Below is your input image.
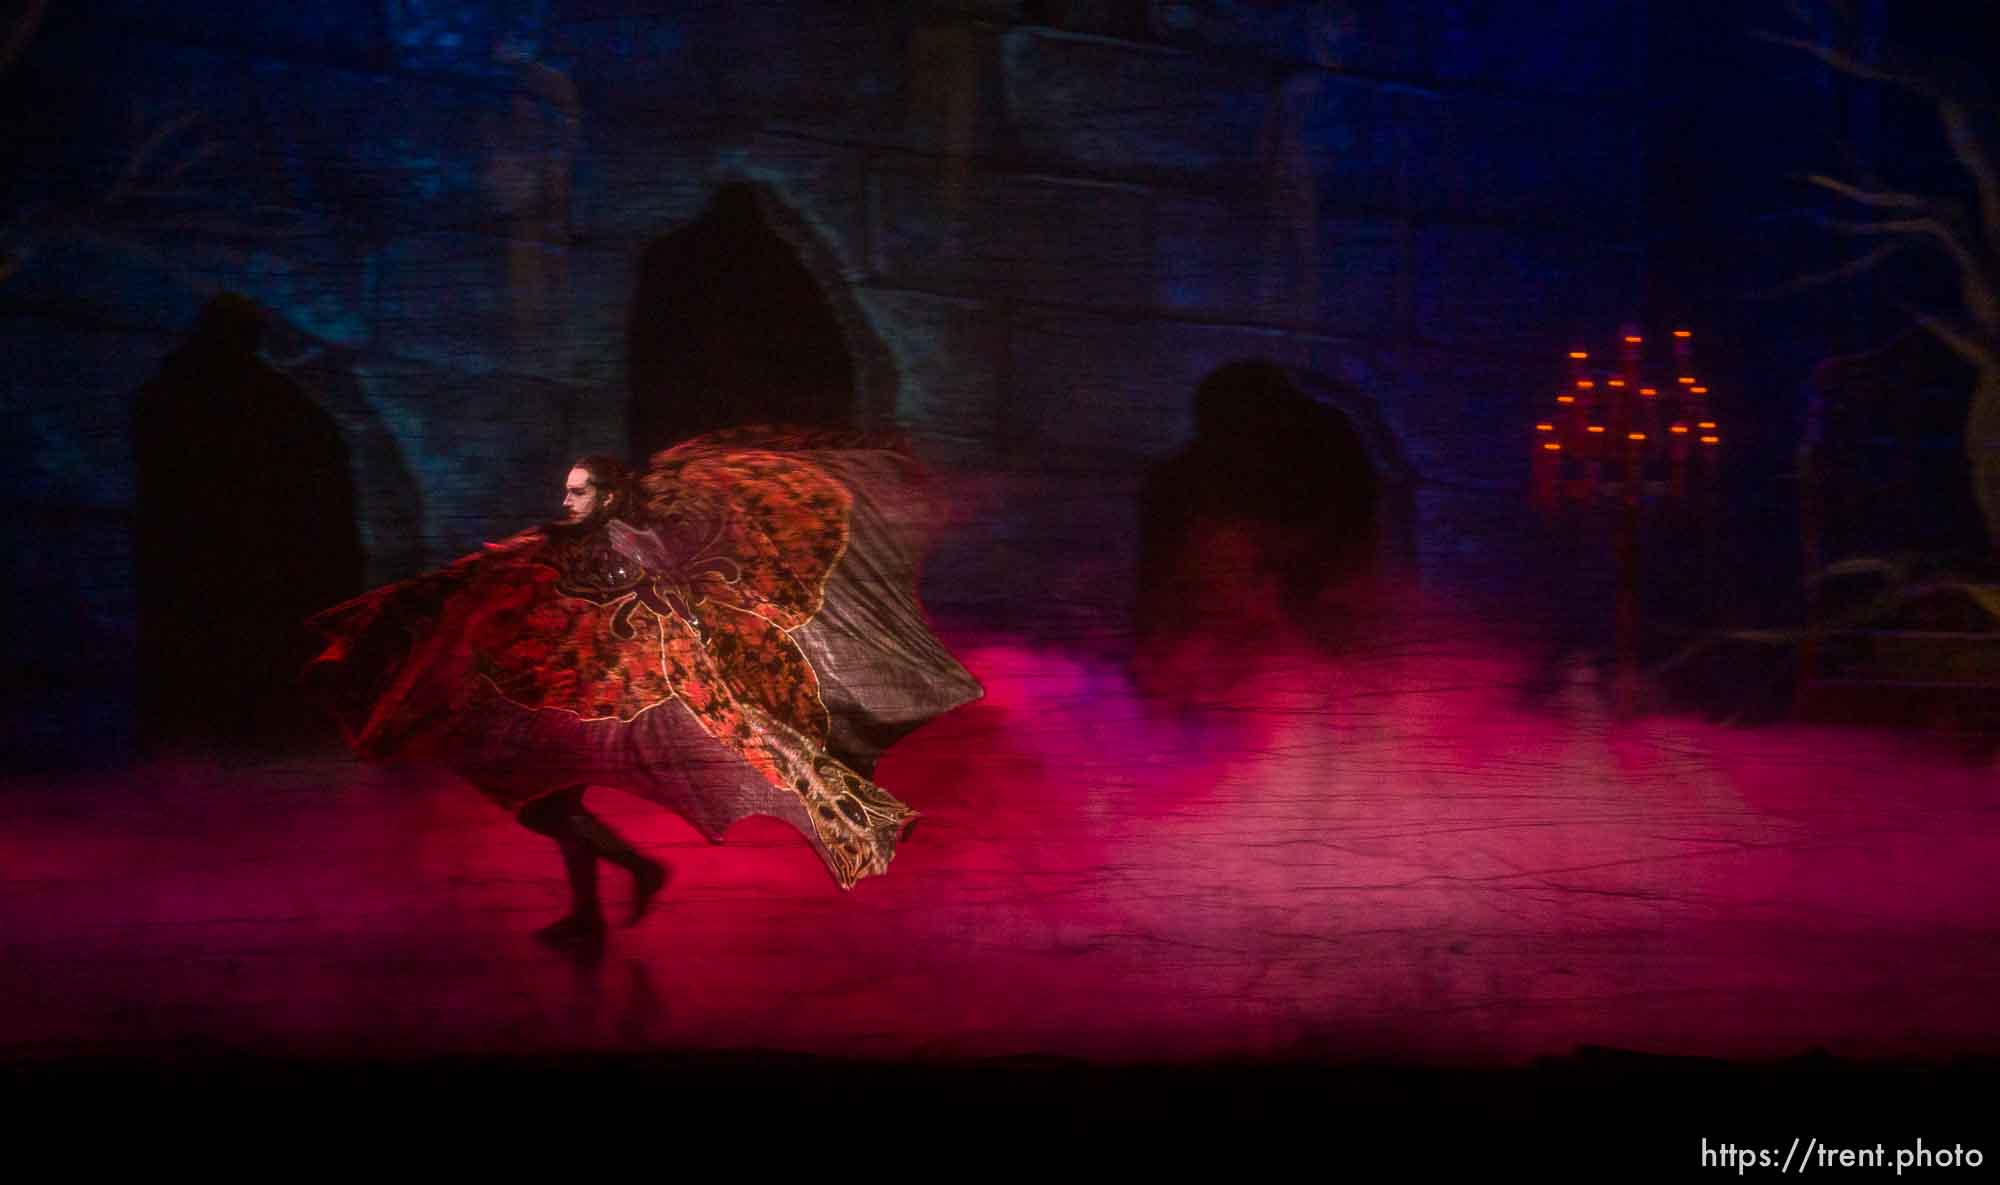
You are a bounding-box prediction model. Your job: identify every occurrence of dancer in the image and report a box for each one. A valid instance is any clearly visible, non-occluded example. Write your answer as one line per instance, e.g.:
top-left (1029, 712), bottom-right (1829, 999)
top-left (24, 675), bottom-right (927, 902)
top-left (304, 430), bottom-right (982, 950)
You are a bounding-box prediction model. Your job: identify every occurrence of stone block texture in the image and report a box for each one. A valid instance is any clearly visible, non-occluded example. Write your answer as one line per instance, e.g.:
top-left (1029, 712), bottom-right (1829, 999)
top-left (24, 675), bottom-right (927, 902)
top-left (6, 2), bottom-right (1651, 749)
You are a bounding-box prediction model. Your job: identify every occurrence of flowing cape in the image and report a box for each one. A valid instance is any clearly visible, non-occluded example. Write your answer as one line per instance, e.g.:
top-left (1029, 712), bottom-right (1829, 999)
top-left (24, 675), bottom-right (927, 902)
top-left (303, 429), bottom-right (982, 889)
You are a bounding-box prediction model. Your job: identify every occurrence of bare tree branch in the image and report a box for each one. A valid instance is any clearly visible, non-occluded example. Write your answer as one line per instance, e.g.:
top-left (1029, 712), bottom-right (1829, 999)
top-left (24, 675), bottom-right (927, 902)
top-left (1748, 238), bottom-right (1907, 299)
top-left (1770, 26), bottom-right (2000, 310)
top-left (1823, 214), bottom-right (1998, 316)
top-left (1775, 4), bottom-right (2000, 551)
top-left (103, 111), bottom-right (207, 210)
top-left (1805, 173), bottom-right (1933, 211)
top-left (153, 141), bottom-right (222, 188)
top-left (1911, 307), bottom-right (1997, 370)
top-left (4, 102), bottom-right (319, 293)
top-left (1937, 97), bottom-right (2000, 262)
top-left (1755, 32), bottom-right (1943, 99)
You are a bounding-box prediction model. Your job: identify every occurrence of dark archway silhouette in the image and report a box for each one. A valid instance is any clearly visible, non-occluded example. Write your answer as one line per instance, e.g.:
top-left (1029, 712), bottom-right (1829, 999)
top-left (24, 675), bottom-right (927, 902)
top-left (1136, 360), bottom-right (1393, 656)
top-left (132, 293), bottom-right (366, 751)
top-left (627, 182), bottom-right (861, 462)
top-left (259, 321), bottom-right (429, 589)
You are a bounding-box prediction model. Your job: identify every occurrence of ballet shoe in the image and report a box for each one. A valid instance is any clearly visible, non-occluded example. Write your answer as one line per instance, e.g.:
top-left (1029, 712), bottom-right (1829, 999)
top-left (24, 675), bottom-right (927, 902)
top-left (628, 859), bottom-right (669, 927)
top-left (534, 911), bottom-right (607, 951)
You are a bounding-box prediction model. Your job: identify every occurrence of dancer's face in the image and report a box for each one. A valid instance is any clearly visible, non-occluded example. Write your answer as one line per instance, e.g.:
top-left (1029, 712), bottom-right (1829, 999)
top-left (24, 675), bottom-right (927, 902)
top-left (562, 467), bottom-right (608, 524)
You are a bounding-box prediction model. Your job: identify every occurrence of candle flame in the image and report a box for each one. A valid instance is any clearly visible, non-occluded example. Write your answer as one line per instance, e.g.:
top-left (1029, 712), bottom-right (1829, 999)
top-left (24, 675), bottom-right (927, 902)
top-left (1691, 386), bottom-right (1708, 394)
top-left (1568, 351), bottom-right (1589, 359)
top-left (1700, 435), bottom-right (1720, 445)
top-left (1639, 387), bottom-right (1658, 396)
top-left (1608, 379), bottom-right (1626, 387)
top-left (1671, 425), bottom-right (1690, 434)
top-left (1678, 376), bottom-right (1696, 385)
top-left (1698, 421), bottom-right (1716, 429)
top-left (1557, 395), bottom-right (1576, 404)
top-left (1543, 442), bottom-right (1563, 451)
top-left (1623, 335), bottom-right (1643, 344)
top-left (1628, 432), bottom-right (1646, 441)
top-left (1577, 379), bottom-right (1595, 388)
top-left (1535, 423), bottom-right (1554, 431)
top-left (1673, 329), bottom-right (1692, 338)
top-left (1587, 425), bottom-right (1606, 433)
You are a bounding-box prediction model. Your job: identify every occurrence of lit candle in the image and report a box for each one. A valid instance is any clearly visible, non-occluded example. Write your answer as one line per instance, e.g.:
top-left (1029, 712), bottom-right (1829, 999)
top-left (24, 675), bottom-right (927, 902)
top-left (1534, 439), bottom-right (1561, 507)
top-left (1625, 430), bottom-right (1646, 504)
top-left (1669, 426), bottom-right (1688, 498)
top-left (1616, 329), bottom-right (1644, 450)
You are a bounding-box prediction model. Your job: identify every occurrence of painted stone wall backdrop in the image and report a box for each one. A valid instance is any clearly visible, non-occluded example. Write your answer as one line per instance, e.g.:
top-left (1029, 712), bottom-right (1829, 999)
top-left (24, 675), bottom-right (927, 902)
top-left (4, 1), bottom-right (1651, 759)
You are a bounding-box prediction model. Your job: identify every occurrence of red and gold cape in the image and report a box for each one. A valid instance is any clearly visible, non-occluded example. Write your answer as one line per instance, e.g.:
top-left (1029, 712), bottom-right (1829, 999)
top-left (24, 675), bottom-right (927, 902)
top-left (305, 429), bottom-right (981, 889)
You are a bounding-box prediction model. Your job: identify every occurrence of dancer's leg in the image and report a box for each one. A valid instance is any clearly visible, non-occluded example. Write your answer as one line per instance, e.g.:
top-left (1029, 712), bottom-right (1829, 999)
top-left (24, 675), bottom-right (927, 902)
top-left (566, 804), bottom-right (668, 926)
top-left (518, 785), bottom-right (607, 944)
top-left (520, 785), bottom-right (667, 928)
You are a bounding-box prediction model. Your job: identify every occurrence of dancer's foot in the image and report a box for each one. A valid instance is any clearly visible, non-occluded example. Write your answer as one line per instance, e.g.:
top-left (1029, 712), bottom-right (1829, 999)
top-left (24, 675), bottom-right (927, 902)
top-left (628, 859), bottom-right (669, 927)
top-left (534, 911), bottom-right (607, 951)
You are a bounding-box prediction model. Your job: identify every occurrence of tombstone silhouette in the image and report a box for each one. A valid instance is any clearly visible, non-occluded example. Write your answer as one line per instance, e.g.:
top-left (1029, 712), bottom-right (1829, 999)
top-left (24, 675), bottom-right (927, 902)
top-left (1137, 360), bottom-right (1382, 649)
top-left (132, 294), bottom-right (365, 750)
top-left (627, 183), bottom-right (857, 462)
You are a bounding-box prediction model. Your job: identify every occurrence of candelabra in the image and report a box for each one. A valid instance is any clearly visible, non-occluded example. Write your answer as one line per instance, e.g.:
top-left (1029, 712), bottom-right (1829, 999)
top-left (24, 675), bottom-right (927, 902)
top-left (1531, 326), bottom-right (1726, 711)
top-left (1533, 327), bottom-right (1722, 506)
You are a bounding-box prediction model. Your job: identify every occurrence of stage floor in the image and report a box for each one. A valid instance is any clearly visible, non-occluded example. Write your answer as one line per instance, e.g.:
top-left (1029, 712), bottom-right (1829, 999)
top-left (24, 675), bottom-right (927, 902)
top-left (4, 630), bottom-right (1997, 1077)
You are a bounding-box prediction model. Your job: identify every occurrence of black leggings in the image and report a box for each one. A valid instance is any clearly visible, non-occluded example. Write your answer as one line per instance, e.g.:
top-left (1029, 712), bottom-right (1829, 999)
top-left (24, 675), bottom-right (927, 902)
top-left (517, 785), bottom-right (644, 864)
top-left (517, 783), bottom-right (590, 839)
